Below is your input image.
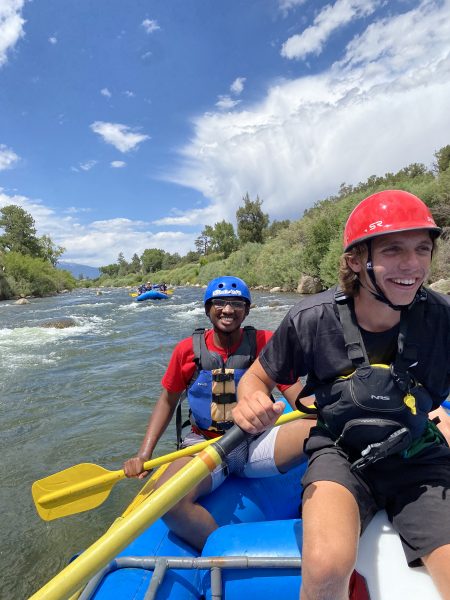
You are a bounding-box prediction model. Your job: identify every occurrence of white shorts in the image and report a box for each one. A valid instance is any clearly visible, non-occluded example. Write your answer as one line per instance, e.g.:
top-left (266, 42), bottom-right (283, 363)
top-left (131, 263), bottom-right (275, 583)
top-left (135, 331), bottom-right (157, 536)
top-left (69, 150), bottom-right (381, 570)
top-left (181, 426), bottom-right (281, 491)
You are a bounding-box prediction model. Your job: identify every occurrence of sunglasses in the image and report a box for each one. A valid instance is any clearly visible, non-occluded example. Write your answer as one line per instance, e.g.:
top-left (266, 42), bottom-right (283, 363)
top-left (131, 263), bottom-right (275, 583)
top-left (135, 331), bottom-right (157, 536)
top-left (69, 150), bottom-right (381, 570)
top-left (211, 299), bottom-right (247, 310)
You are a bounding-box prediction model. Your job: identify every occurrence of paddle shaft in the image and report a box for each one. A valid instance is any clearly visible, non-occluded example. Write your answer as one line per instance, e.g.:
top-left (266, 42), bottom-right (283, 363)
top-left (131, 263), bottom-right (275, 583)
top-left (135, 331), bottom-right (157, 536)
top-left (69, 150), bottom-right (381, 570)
top-left (37, 410), bottom-right (304, 510)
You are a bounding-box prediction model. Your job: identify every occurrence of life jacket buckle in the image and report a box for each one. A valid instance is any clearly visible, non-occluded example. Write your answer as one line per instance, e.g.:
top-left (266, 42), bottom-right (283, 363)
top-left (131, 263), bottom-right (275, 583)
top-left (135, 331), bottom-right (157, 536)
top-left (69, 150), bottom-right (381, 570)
top-left (213, 372), bottom-right (234, 383)
top-left (350, 426), bottom-right (412, 472)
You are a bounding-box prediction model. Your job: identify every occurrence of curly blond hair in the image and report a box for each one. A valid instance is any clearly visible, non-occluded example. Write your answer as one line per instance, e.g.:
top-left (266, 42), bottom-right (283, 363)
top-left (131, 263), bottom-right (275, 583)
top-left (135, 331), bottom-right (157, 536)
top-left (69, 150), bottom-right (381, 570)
top-left (338, 243), bottom-right (366, 297)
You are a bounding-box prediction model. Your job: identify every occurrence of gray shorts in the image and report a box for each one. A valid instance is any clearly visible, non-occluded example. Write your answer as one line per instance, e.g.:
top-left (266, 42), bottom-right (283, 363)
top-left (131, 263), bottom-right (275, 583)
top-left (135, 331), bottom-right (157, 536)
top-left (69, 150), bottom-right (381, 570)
top-left (301, 428), bottom-right (450, 566)
top-left (182, 427), bottom-right (280, 491)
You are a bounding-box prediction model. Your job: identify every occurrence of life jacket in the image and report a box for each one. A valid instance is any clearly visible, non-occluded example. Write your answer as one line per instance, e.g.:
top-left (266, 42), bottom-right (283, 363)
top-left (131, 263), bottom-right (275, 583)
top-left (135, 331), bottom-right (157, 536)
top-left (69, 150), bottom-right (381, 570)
top-left (296, 290), bottom-right (433, 471)
top-left (186, 326), bottom-right (257, 437)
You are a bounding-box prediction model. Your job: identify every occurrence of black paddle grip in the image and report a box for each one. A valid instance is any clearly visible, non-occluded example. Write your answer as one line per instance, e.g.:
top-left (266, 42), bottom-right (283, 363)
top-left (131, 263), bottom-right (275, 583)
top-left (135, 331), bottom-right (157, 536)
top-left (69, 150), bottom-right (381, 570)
top-left (213, 425), bottom-right (250, 460)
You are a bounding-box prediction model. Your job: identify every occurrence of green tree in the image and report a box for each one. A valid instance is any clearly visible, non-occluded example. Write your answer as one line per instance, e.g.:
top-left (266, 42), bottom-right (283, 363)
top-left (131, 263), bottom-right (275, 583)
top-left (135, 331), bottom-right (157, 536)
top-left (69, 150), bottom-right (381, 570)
top-left (117, 252), bottom-right (129, 276)
top-left (207, 220), bottom-right (238, 257)
top-left (129, 253), bottom-right (142, 274)
top-left (434, 145), bottom-right (450, 174)
top-left (181, 250), bottom-right (201, 264)
top-left (236, 193), bottom-right (269, 244)
top-left (39, 234), bottom-right (65, 266)
top-left (266, 219), bottom-right (291, 239)
top-left (161, 251), bottom-right (181, 270)
top-left (141, 248), bottom-right (165, 273)
top-left (194, 230), bottom-right (212, 255)
top-left (99, 263), bottom-right (120, 277)
top-left (0, 205), bottom-right (43, 257)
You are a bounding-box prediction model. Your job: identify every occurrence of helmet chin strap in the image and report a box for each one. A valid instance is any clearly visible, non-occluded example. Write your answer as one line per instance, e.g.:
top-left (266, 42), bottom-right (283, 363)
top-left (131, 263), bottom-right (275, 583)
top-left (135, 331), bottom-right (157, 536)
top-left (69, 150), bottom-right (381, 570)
top-left (363, 241), bottom-right (425, 311)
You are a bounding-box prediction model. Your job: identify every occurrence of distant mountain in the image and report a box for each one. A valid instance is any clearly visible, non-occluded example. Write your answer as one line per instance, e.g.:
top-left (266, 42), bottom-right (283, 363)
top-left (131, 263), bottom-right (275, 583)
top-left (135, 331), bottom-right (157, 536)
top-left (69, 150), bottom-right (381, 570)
top-left (57, 262), bottom-right (100, 279)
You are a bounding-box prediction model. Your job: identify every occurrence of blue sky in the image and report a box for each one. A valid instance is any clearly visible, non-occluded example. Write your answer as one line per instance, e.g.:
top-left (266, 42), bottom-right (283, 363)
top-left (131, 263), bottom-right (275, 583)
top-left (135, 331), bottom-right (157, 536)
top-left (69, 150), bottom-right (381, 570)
top-left (1, 0), bottom-right (450, 267)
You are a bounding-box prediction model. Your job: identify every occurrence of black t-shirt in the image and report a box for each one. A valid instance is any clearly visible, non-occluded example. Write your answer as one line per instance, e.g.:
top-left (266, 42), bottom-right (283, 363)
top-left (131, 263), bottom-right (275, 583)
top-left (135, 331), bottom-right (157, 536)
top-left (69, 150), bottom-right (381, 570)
top-left (260, 286), bottom-right (450, 409)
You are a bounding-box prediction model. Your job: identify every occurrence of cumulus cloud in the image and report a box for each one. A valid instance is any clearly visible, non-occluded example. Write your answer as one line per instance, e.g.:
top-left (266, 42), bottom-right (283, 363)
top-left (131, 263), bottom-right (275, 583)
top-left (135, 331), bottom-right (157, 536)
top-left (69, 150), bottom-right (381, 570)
top-left (48, 36), bottom-right (57, 44)
top-left (142, 18), bottom-right (160, 34)
top-left (230, 77), bottom-right (246, 95)
top-left (0, 190), bottom-right (197, 266)
top-left (100, 87), bottom-right (112, 98)
top-left (215, 96), bottom-right (240, 111)
top-left (281, 0), bottom-right (380, 60)
top-left (0, 0), bottom-right (25, 67)
top-left (111, 160), bottom-right (126, 168)
top-left (90, 121), bottom-right (150, 153)
top-left (0, 144), bottom-right (19, 170)
top-left (164, 0), bottom-right (450, 226)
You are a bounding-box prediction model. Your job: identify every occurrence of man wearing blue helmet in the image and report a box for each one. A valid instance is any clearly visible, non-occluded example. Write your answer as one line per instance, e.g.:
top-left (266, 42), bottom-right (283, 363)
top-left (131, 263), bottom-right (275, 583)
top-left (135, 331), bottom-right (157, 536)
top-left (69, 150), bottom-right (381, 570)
top-left (124, 275), bottom-right (314, 550)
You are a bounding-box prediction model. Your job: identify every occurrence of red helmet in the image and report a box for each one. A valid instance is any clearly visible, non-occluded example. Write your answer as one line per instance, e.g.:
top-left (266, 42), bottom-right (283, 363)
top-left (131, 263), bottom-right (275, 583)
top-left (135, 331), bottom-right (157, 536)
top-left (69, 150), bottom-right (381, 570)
top-left (343, 190), bottom-right (441, 251)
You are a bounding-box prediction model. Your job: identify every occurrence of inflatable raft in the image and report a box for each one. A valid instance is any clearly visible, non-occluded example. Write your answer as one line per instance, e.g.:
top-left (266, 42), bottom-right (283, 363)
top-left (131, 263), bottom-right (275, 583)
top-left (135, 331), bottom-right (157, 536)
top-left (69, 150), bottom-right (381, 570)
top-left (31, 405), bottom-right (449, 599)
top-left (135, 290), bottom-right (169, 301)
top-left (68, 462), bottom-right (442, 600)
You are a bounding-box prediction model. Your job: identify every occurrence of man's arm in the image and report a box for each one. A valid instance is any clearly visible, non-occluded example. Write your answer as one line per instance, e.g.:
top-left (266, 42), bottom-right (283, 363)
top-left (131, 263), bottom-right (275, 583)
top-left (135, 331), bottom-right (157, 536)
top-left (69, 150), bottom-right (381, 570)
top-left (123, 388), bottom-right (183, 478)
top-left (430, 406), bottom-right (450, 445)
top-left (233, 357), bottom-right (285, 434)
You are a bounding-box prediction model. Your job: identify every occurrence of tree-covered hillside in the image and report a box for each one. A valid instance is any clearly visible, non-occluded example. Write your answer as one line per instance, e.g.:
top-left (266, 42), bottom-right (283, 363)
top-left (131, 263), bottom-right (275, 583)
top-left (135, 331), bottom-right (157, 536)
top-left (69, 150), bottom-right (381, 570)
top-left (94, 145), bottom-right (450, 292)
top-left (0, 205), bottom-right (76, 300)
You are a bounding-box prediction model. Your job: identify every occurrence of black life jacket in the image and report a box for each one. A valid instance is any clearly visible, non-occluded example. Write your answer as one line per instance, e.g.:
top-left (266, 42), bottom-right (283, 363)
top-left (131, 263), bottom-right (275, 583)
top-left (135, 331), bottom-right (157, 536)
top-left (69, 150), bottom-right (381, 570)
top-left (296, 290), bottom-right (433, 470)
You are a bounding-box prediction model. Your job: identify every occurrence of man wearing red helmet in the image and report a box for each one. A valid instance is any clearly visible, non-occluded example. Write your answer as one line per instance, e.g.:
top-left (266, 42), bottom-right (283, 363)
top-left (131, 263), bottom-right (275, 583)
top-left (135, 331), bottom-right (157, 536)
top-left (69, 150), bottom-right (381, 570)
top-left (233, 190), bottom-right (450, 599)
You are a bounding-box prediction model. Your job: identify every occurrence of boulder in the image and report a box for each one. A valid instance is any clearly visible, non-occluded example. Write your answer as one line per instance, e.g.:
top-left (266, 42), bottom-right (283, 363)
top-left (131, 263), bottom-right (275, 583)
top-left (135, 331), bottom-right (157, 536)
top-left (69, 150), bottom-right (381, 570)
top-left (39, 318), bottom-right (77, 329)
top-left (297, 275), bottom-right (323, 295)
top-left (428, 279), bottom-right (450, 294)
top-left (15, 298), bottom-right (29, 305)
top-left (269, 286), bottom-right (281, 293)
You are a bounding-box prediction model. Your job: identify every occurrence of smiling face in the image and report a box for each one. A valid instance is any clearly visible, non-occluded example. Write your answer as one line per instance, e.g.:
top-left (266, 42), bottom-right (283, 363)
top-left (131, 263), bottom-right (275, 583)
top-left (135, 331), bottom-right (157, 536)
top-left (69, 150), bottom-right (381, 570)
top-left (206, 297), bottom-right (249, 335)
top-left (348, 229), bottom-right (433, 307)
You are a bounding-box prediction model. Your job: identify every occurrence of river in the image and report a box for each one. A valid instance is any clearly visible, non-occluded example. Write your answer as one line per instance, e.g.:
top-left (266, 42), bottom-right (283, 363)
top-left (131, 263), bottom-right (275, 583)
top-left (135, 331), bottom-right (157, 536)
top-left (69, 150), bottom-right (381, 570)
top-left (0, 286), bottom-right (302, 599)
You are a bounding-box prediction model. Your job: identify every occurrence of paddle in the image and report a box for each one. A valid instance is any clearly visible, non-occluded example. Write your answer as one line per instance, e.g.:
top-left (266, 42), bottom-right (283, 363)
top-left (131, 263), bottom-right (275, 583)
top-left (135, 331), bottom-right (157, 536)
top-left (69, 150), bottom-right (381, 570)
top-left (28, 420), bottom-right (276, 600)
top-left (32, 410), bottom-right (305, 522)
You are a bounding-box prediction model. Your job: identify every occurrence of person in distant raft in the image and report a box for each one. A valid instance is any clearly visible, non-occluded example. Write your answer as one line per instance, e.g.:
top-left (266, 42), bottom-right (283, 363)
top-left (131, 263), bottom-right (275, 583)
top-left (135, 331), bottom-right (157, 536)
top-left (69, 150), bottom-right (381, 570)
top-left (123, 275), bottom-right (315, 550)
top-left (233, 190), bottom-right (450, 600)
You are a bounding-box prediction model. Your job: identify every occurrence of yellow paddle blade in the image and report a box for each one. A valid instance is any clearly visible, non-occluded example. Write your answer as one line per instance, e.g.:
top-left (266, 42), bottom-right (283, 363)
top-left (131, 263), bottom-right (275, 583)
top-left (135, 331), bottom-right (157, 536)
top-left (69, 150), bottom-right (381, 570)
top-left (32, 441), bottom-right (217, 522)
top-left (129, 292), bottom-right (138, 297)
top-left (32, 463), bottom-right (123, 521)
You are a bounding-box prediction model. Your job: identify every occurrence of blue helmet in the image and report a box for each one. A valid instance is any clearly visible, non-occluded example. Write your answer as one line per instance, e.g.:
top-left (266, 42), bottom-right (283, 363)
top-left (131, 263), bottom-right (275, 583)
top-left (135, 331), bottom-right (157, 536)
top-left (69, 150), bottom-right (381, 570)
top-left (203, 276), bottom-right (251, 305)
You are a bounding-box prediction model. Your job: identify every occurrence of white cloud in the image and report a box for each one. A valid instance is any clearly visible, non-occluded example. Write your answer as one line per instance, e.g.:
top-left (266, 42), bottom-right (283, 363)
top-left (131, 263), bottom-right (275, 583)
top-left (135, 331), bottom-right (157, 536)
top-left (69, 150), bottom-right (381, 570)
top-left (111, 160), bottom-right (126, 168)
top-left (165, 0), bottom-right (450, 226)
top-left (0, 0), bottom-right (25, 67)
top-left (279, 0), bottom-right (308, 12)
top-left (100, 87), bottom-right (112, 98)
top-left (124, 90), bottom-right (135, 98)
top-left (215, 95), bottom-right (240, 111)
top-left (48, 36), bottom-right (57, 45)
top-left (230, 77), bottom-right (246, 95)
top-left (142, 18), bottom-right (160, 34)
top-left (281, 0), bottom-right (380, 60)
top-left (79, 160), bottom-right (97, 171)
top-left (90, 121), bottom-right (150, 153)
top-left (0, 190), bottom-right (197, 266)
top-left (0, 144), bottom-right (19, 170)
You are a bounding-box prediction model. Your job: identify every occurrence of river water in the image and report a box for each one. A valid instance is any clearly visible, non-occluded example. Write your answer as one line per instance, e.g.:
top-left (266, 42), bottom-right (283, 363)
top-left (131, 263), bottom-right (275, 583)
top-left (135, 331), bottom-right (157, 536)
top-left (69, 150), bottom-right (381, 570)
top-left (0, 286), bottom-right (301, 599)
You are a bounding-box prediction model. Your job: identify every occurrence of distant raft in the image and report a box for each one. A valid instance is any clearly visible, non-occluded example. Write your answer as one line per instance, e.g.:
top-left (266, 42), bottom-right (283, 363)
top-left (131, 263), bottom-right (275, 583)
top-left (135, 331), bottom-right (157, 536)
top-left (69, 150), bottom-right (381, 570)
top-left (135, 290), bottom-right (169, 301)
